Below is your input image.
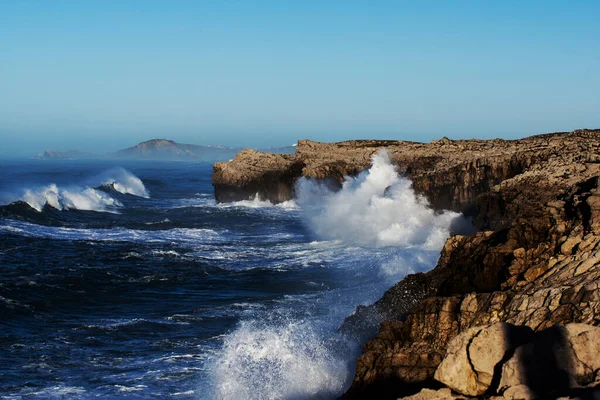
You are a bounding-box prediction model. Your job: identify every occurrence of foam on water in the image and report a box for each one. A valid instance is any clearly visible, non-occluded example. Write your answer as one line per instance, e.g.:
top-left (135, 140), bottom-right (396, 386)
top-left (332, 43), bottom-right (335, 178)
top-left (0, 219), bottom-right (221, 245)
top-left (219, 195), bottom-right (299, 211)
top-left (1, 168), bottom-right (149, 213)
top-left (96, 167), bottom-right (150, 198)
top-left (213, 319), bottom-right (350, 400)
top-left (296, 150), bottom-right (460, 248)
top-left (210, 151), bottom-right (465, 399)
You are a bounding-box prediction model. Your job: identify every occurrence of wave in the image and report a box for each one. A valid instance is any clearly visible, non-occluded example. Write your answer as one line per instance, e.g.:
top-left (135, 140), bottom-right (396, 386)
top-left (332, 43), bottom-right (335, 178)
top-left (21, 184), bottom-right (123, 213)
top-left (95, 168), bottom-right (150, 198)
top-left (210, 151), bottom-right (468, 399)
top-left (0, 219), bottom-right (221, 245)
top-left (212, 318), bottom-right (350, 399)
top-left (296, 150), bottom-right (462, 248)
top-left (0, 168), bottom-right (149, 213)
top-left (218, 194), bottom-right (299, 211)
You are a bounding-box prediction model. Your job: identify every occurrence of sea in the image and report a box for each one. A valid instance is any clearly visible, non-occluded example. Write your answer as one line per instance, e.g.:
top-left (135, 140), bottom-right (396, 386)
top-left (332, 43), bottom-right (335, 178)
top-left (0, 153), bottom-right (461, 399)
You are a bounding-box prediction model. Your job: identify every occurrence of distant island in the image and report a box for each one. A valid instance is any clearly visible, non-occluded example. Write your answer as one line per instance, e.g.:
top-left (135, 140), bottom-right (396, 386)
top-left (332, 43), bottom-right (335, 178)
top-left (36, 139), bottom-right (296, 162)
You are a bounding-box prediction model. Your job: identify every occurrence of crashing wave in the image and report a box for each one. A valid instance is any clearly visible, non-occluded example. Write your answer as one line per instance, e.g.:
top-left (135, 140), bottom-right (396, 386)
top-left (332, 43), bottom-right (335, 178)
top-left (96, 168), bottom-right (150, 198)
top-left (210, 151), bottom-right (466, 399)
top-left (22, 184), bottom-right (123, 213)
top-left (296, 150), bottom-right (460, 248)
top-left (1, 168), bottom-right (149, 213)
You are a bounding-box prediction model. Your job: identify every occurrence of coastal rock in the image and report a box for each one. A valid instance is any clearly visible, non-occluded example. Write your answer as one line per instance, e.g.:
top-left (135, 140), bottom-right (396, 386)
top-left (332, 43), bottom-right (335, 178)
top-left (498, 323), bottom-right (600, 397)
top-left (401, 387), bottom-right (457, 399)
top-left (433, 323), bottom-right (532, 396)
top-left (397, 322), bottom-right (600, 399)
top-left (213, 129), bottom-right (600, 214)
top-left (212, 149), bottom-right (305, 203)
top-left (212, 129), bottom-right (600, 399)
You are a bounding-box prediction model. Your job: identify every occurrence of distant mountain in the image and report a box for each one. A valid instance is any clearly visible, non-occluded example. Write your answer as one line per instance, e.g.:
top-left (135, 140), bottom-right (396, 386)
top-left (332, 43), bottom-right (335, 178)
top-left (36, 139), bottom-right (296, 161)
top-left (112, 139), bottom-right (242, 162)
top-left (36, 149), bottom-right (98, 160)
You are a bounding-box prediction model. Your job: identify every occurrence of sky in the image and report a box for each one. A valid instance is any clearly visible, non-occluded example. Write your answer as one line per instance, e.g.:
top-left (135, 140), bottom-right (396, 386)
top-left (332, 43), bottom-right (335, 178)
top-left (1, 1), bottom-right (599, 156)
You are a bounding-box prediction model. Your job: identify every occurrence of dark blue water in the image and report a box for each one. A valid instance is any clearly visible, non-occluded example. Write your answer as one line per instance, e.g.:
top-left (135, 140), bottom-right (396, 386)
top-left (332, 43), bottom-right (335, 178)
top-left (0, 158), bottom-right (453, 399)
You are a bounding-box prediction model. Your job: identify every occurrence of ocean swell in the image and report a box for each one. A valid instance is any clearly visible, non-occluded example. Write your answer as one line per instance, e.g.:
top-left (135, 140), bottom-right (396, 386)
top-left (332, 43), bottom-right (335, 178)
top-left (1, 168), bottom-right (149, 213)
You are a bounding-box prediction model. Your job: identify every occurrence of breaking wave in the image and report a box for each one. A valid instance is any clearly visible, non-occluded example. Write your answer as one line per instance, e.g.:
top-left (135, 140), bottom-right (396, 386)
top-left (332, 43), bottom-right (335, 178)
top-left (1, 168), bottom-right (149, 213)
top-left (296, 150), bottom-right (460, 248)
top-left (96, 168), bottom-right (150, 198)
top-left (213, 318), bottom-right (350, 400)
top-left (219, 195), bottom-right (299, 211)
top-left (20, 184), bottom-right (123, 213)
top-left (210, 151), bottom-right (465, 399)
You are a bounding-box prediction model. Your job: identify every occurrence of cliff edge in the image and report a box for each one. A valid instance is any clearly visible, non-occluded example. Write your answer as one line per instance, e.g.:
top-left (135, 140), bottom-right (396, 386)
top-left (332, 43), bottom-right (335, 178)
top-left (212, 129), bottom-right (600, 398)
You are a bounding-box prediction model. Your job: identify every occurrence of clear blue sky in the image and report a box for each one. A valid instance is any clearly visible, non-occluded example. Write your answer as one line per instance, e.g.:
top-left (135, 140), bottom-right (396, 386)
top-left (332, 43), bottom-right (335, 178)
top-left (1, 1), bottom-right (599, 156)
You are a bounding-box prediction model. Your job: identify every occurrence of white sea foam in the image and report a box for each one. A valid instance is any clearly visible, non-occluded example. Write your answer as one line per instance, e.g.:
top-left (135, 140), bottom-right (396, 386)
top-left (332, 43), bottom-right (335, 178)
top-left (212, 319), bottom-right (350, 400)
top-left (219, 194), bottom-right (299, 211)
top-left (296, 150), bottom-right (460, 248)
top-left (2, 168), bottom-right (149, 213)
top-left (0, 220), bottom-right (221, 245)
top-left (210, 151), bottom-right (466, 399)
top-left (97, 167), bottom-right (150, 198)
top-left (22, 184), bottom-right (123, 213)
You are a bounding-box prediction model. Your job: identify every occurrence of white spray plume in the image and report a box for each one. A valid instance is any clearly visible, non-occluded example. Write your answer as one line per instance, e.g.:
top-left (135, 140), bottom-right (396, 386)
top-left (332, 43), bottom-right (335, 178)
top-left (96, 168), bottom-right (150, 198)
top-left (212, 319), bottom-right (348, 400)
top-left (2, 168), bottom-right (149, 213)
top-left (296, 150), bottom-right (459, 249)
top-left (209, 151), bottom-right (468, 400)
top-left (21, 184), bottom-right (123, 213)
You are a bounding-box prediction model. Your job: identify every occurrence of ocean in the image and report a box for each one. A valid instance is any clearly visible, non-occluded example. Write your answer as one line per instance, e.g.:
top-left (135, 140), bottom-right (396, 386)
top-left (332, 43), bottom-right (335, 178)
top-left (0, 154), bottom-right (460, 399)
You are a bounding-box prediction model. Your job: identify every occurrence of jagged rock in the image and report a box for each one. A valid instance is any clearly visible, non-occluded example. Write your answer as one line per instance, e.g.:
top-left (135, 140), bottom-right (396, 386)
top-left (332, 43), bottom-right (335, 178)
top-left (498, 323), bottom-right (600, 397)
top-left (434, 323), bottom-right (532, 396)
top-left (212, 149), bottom-right (305, 202)
top-left (214, 129), bottom-right (600, 214)
top-left (499, 384), bottom-right (535, 400)
top-left (212, 129), bottom-right (600, 399)
top-left (400, 387), bottom-right (457, 399)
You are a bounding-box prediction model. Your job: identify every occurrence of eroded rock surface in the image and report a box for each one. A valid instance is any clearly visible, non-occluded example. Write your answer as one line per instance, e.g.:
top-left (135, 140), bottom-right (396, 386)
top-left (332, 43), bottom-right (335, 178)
top-left (212, 129), bottom-right (600, 399)
top-left (434, 323), bottom-right (533, 396)
top-left (341, 131), bottom-right (600, 399)
top-left (213, 129), bottom-right (600, 214)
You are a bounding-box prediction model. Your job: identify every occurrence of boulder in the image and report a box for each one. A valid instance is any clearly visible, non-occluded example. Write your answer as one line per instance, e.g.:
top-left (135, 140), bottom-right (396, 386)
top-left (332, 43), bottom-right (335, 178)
top-left (400, 387), bottom-right (456, 400)
top-left (499, 323), bottom-right (600, 397)
top-left (434, 323), bottom-right (532, 396)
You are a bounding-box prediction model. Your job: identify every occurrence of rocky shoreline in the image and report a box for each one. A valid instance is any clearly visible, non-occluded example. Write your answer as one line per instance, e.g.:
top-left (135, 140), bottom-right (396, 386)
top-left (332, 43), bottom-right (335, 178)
top-left (212, 129), bottom-right (600, 399)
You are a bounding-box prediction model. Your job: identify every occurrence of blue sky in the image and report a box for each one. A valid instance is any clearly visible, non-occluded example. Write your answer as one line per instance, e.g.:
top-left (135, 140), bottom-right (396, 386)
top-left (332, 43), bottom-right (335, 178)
top-left (1, 1), bottom-right (599, 155)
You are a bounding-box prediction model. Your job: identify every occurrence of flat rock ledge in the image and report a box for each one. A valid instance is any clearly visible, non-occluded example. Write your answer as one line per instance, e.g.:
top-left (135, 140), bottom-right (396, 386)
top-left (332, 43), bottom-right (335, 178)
top-left (211, 129), bottom-right (600, 399)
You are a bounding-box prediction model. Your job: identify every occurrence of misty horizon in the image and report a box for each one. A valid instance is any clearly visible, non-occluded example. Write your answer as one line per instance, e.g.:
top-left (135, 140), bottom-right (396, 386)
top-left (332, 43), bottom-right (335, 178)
top-left (2, 2), bottom-right (599, 157)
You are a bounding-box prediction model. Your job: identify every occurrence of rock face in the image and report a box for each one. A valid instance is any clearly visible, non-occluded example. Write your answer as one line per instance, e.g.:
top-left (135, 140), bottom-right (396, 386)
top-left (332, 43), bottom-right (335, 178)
top-left (213, 130), bottom-right (600, 213)
top-left (433, 323), bottom-right (533, 396)
top-left (212, 128), bottom-right (600, 399)
top-left (432, 322), bottom-right (600, 399)
top-left (498, 323), bottom-right (600, 398)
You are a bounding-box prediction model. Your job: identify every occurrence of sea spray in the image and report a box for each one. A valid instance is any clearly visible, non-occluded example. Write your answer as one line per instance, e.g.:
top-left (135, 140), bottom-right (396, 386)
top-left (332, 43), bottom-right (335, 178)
top-left (22, 184), bottom-right (123, 213)
top-left (210, 151), bottom-right (464, 399)
top-left (296, 150), bottom-right (459, 248)
top-left (213, 317), bottom-right (350, 400)
top-left (1, 168), bottom-right (149, 213)
top-left (95, 167), bottom-right (150, 198)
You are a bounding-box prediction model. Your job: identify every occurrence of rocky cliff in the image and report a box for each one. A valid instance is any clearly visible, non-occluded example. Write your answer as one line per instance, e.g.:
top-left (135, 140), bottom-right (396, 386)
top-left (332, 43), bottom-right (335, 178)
top-left (212, 129), bottom-right (600, 399)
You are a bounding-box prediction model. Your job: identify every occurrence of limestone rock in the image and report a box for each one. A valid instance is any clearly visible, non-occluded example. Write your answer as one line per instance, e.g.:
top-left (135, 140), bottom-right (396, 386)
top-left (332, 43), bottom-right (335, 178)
top-left (400, 387), bottom-right (456, 400)
top-left (214, 129), bottom-right (600, 213)
top-left (500, 384), bottom-right (535, 399)
top-left (499, 323), bottom-right (600, 397)
top-left (339, 130), bottom-right (600, 399)
top-left (212, 129), bottom-right (600, 399)
top-left (434, 323), bottom-right (532, 396)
